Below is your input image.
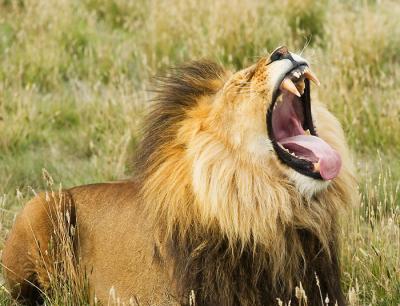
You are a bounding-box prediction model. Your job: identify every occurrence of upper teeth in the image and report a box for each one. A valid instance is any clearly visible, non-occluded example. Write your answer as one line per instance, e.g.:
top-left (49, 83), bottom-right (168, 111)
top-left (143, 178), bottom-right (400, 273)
top-left (303, 68), bottom-right (320, 86)
top-left (279, 67), bottom-right (320, 97)
top-left (280, 78), bottom-right (301, 97)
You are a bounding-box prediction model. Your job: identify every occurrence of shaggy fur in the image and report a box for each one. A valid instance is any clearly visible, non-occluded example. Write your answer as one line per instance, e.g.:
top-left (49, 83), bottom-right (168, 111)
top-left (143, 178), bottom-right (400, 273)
top-left (2, 53), bottom-right (357, 305)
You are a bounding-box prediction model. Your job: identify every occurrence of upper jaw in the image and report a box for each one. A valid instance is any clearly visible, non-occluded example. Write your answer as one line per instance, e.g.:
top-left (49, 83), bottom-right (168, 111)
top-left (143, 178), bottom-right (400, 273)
top-left (271, 56), bottom-right (322, 101)
top-left (268, 52), bottom-right (309, 96)
top-left (268, 51), bottom-right (320, 111)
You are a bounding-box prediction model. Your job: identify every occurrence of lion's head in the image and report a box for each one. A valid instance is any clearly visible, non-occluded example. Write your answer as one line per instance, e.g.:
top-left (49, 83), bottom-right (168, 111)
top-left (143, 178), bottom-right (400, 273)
top-left (189, 46), bottom-right (344, 196)
top-left (135, 47), bottom-right (356, 289)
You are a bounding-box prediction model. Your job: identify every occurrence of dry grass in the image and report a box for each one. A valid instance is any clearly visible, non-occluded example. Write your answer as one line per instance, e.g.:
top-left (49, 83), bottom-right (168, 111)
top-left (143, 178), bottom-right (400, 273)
top-left (37, 170), bottom-right (90, 306)
top-left (0, 0), bottom-right (399, 305)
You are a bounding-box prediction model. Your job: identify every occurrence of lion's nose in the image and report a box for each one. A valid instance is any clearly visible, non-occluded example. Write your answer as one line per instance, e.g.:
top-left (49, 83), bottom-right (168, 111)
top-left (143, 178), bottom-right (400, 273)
top-left (269, 46), bottom-right (309, 67)
top-left (269, 46), bottom-right (291, 62)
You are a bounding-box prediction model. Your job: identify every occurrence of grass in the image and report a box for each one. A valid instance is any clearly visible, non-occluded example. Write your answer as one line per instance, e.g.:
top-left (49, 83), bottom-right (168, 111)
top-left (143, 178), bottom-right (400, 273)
top-left (0, 0), bottom-right (399, 304)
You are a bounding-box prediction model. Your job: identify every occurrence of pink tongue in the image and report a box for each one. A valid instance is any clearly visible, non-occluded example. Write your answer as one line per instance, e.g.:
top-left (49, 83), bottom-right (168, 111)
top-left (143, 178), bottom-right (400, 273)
top-left (280, 135), bottom-right (342, 180)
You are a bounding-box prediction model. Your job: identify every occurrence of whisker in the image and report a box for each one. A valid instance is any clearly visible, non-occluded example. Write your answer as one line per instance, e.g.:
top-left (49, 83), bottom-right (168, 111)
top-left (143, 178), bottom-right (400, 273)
top-left (300, 37), bottom-right (312, 56)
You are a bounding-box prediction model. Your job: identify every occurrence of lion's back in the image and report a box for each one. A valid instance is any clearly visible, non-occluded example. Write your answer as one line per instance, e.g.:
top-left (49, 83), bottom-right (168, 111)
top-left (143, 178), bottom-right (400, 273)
top-left (68, 181), bottom-right (177, 304)
top-left (2, 180), bottom-right (178, 305)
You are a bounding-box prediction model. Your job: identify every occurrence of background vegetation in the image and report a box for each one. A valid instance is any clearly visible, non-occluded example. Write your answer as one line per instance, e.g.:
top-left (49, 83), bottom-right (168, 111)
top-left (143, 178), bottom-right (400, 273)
top-left (0, 0), bottom-right (399, 304)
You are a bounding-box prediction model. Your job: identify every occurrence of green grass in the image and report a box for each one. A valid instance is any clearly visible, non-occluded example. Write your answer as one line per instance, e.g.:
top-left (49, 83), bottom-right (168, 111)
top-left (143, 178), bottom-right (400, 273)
top-left (0, 0), bottom-right (399, 304)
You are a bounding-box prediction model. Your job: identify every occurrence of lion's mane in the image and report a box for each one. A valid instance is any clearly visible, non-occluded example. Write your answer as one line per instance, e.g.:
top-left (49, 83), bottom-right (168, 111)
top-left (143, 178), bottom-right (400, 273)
top-left (133, 61), bottom-right (357, 304)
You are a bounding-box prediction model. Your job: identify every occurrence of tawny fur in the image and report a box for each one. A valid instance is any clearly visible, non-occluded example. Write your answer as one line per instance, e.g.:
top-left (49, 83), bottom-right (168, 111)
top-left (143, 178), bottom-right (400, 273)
top-left (2, 55), bottom-right (357, 305)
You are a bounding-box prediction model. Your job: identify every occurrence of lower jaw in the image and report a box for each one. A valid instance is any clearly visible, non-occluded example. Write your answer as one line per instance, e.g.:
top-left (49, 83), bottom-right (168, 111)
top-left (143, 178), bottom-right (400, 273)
top-left (286, 169), bottom-right (331, 197)
top-left (273, 142), bottom-right (322, 180)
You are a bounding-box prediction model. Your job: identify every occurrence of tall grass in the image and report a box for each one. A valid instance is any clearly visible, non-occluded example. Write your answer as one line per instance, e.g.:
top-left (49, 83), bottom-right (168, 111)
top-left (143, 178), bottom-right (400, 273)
top-left (0, 0), bottom-right (399, 304)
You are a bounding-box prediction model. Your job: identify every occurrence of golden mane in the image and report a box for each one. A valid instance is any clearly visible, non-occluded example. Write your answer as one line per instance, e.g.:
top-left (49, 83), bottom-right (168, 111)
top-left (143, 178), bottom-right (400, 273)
top-left (134, 60), bottom-right (357, 298)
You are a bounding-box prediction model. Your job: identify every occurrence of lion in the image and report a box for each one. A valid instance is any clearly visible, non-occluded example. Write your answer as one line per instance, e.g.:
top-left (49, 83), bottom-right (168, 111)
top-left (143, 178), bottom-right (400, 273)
top-left (2, 46), bottom-right (356, 305)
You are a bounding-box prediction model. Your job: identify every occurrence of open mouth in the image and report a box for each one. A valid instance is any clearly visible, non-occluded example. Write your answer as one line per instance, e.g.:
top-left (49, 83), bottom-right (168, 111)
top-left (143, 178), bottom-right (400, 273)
top-left (267, 65), bottom-right (342, 180)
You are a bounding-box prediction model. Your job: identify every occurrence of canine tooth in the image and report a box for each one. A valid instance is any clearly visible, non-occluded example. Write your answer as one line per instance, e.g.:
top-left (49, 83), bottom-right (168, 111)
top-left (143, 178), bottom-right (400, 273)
top-left (296, 80), bottom-right (305, 95)
top-left (313, 161), bottom-right (320, 172)
top-left (305, 129), bottom-right (311, 135)
top-left (304, 69), bottom-right (321, 86)
top-left (280, 78), bottom-right (301, 97)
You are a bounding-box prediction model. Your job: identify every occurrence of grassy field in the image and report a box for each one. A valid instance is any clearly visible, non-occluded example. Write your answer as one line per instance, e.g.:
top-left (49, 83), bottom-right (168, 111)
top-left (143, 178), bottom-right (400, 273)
top-left (0, 0), bottom-right (399, 304)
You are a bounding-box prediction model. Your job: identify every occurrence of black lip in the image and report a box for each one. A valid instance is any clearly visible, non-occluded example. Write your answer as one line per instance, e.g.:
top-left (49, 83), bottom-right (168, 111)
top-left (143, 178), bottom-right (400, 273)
top-left (267, 72), bottom-right (323, 180)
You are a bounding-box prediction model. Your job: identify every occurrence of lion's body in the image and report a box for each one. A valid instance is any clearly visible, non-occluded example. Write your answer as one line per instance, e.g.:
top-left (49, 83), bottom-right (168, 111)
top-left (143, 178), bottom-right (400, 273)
top-left (2, 58), bottom-right (356, 305)
top-left (2, 182), bottom-right (177, 305)
top-left (3, 182), bottom-right (173, 305)
top-left (66, 182), bottom-right (174, 304)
